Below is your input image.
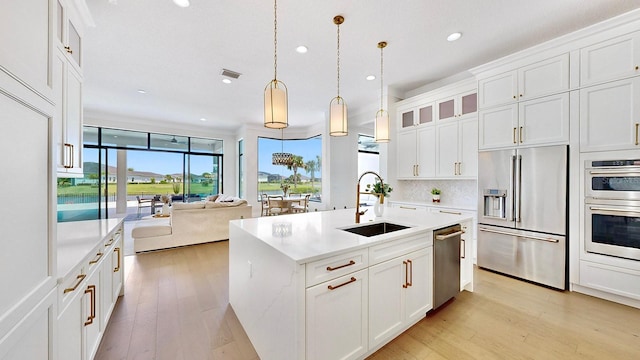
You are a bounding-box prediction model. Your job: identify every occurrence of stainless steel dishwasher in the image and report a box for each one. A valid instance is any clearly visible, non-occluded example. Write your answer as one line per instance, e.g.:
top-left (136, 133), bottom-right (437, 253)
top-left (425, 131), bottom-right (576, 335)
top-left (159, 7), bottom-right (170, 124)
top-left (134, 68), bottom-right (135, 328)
top-left (433, 224), bottom-right (463, 309)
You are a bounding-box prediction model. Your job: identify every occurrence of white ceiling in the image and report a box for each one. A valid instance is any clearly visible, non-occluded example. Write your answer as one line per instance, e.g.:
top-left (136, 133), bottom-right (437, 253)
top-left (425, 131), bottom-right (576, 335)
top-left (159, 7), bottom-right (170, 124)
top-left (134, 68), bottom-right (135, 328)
top-left (83, 0), bottom-right (640, 132)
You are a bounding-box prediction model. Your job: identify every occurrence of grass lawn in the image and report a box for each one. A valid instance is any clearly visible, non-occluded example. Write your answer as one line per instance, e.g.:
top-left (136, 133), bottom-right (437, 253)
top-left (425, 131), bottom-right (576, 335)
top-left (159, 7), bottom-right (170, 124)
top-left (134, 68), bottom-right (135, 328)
top-left (58, 183), bottom-right (217, 196)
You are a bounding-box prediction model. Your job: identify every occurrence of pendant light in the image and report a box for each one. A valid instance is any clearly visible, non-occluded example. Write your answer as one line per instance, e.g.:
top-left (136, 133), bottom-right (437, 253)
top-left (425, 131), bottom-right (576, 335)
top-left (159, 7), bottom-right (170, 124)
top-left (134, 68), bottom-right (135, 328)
top-left (264, 0), bottom-right (288, 129)
top-left (272, 129), bottom-right (293, 165)
top-left (329, 15), bottom-right (348, 136)
top-left (375, 41), bottom-right (390, 143)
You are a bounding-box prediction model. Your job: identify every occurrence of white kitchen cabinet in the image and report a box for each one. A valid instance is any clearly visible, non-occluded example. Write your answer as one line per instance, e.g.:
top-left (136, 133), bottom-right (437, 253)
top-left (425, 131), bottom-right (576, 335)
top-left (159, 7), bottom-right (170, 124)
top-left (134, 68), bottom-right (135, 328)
top-left (478, 54), bottom-right (569, 109)
top-left (478, 92), bottom-right (569, 150)
top-left (397, 127), bottom-right (436, 179)
top-left (306, 269), bottom-right (368, 360)
top-left (53, 0), bottom-right (89, 177)
top-left (0, 0), bottom-right (53, 98)
top-left (436, 90), bottom-right (477, 121)
top-left (435, 117), bottom-right (478, 178)
top-left (460, 220), bottom-right (473, 292)
top-left (580, 31), bottom-right (640, 87)
top-left (580, 77), bottom-right (640, 152)
top-left (369, 247), bottom-right (432, 349)
top-left (58, 279), bottom-right (84, 360)
top-left (84, 268), bottom-right (102, 360)
top-left (54, 48), bottom-right (84, 176)
top-left (55, 0), bottom-right (85, 72)
top-left (111, 236), bottom-right (125, 302)
top-left (398, 103), bottom-right (435, 130)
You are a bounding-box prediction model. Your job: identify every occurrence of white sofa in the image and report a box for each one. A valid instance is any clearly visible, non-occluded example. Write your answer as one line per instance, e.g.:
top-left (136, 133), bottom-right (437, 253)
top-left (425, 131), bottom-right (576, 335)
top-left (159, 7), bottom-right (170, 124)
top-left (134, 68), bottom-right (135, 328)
top-left (132, 199), bottom-right (252, 252)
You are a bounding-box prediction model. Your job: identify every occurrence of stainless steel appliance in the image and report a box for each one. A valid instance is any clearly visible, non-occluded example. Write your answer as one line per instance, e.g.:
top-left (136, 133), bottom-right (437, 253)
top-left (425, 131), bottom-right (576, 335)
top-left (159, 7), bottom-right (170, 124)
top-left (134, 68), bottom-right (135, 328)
top-left (584, 158), bottom-right (640, 260)
top-left (477, 145), bottom-right (568, 289)
top-left (433, 225), bottom-right (462, 309)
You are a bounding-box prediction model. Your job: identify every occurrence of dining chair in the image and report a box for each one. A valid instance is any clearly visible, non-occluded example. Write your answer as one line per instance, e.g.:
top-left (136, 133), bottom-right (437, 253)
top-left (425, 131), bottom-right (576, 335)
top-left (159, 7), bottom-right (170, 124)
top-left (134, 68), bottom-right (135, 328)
top-left (260, 193), bottom-right (271, 216)
top-left (136, 196), bottom-right (152, 214)
top-left (292, 194), bottom-right (310, 213)
top-left (267, 195), bottom-right (286, 216)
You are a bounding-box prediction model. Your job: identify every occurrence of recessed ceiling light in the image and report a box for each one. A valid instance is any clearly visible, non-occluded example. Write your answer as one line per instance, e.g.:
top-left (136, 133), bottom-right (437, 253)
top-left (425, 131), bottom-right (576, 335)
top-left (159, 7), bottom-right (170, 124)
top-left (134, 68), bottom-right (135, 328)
top-left (447, 32), bottom-right (462, 42)
top-left (200, 118), bottom-right (207, 122)
top-left (222, 78), bottom-right (231, 84)
top-left (366, 75), bottom-right (376, 81)
top-left (296, 45), bottom-right (308, 54)
top-left (173, 0), bottom-right (190, 7)
top-left (137, 89), bottom-right (146, 94)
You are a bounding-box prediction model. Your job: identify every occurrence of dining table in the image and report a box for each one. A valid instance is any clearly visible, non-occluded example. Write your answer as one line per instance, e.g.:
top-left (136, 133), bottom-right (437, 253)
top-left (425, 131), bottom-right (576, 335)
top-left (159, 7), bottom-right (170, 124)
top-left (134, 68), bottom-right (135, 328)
top-left (268, 195), bottom-right (304, 214)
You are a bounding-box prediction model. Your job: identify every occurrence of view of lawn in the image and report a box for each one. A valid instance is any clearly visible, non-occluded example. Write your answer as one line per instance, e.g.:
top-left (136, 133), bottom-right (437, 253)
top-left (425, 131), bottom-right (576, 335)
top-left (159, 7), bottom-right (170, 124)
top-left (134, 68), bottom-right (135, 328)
top-left (57, 183), bottom-right (215, 197)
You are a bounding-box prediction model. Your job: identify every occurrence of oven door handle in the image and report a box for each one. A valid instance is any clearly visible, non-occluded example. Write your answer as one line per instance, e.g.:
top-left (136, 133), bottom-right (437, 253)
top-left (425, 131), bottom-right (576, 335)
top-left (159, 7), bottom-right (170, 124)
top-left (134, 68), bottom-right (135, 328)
top-left (589, 206), bottom-right (640, 216)
top-left (589, 169), bottom-right (640, 176)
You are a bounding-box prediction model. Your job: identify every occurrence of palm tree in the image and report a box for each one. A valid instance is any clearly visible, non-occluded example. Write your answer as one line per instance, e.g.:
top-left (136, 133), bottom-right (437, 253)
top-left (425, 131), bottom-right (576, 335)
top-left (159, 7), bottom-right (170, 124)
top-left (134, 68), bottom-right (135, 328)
top-left (304, 159), bottom-right (317, 192)
top-left (286, 155), bottom-right (305, 189)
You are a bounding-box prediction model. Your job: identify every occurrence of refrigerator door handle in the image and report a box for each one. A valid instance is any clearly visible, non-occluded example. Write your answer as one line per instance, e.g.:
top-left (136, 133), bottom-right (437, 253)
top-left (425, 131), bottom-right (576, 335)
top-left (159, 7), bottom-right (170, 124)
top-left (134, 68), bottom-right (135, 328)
top-left (515, 154), bottom-right (522, 223)
top-left (479, 227), bottom-right (559, 243)
top-left (510, 154), bottom-right (517, 222)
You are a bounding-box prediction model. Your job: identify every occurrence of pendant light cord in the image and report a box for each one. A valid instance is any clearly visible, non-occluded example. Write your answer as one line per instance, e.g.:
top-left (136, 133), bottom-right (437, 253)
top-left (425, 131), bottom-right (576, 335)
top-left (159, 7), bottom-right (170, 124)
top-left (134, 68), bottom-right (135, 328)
top-left (336, 22), bottom-right (341, 98)
top-left (274, 0), bottom-right (278, 80)
top-left (380, 45), bottom-right (384, 110)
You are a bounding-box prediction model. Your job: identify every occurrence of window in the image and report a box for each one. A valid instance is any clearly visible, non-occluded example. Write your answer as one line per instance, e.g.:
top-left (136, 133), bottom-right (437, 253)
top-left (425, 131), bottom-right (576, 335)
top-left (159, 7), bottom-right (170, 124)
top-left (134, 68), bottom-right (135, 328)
top-left (57, 126), bottom-right (225, 222)
top-left (257, 135), bottom-right (322, 202)
top-left (358, 134), bottom-right (380, 206)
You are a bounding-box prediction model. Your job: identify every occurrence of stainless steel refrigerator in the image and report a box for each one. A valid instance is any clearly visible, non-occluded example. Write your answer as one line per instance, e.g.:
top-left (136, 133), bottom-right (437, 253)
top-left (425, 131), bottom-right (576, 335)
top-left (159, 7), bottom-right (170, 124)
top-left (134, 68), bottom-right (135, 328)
top-left (477, 145), bottom-right (568, 289)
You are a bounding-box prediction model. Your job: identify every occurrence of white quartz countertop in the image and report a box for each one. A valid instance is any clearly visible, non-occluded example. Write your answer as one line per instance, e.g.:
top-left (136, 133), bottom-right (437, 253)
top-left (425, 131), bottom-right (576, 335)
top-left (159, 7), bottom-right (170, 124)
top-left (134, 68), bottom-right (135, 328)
top-left (390, 200), bottom-right (477, 212)
top-left (57, 218), bottom-right (124, 282)
top-left (230, 208), bottom-right (472, 264)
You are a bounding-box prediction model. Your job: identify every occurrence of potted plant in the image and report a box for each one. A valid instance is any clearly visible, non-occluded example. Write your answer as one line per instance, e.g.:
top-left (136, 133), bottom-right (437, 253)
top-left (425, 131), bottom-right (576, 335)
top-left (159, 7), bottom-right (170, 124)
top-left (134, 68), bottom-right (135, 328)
top-left (366, 181), bottom-right (393, 217)
top-left (431, 188), bottom-right (441, 203)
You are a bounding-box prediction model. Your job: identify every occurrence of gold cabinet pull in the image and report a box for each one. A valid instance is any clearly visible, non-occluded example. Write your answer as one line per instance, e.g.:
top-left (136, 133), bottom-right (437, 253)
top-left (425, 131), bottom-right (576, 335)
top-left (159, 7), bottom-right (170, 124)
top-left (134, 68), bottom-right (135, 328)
top-left (439, 210), bottom-right (462, 215)
top-left (461, 239), bottom-right (466, 259)
top-left (63, 143), bottom-right (72, 168)
top-left (84, 285), bottom-right (96, 326)
top-left (512, 95), bottom-right (516, 99)
top-left (519, 126), bottom-right (523, 143)
top-left (327, 277), bottom-right (357, 291)
top-left (399, 206), bottom-right (417, 210)
top-left (407, 259), bottom-right (413, 287)
top-left (64, 45), bottom-right (73, 54)
top-left (63, 274), bottom-right (86, 294)
top-left (636, 123), bottom-right (639, 146)
top-left (104, 238), bottom-right (114, 247)
top-left (327, 260), bottom-right (355, 271)
top-left (114, 247), bottom-right (121, 272)
top-left (89, 252), bottom-right (103, 264)
top-left (403, 260), bottom-right (409, 288)
top-left (513, 128), bottom-right (517, 144)
top-left (416, 164), bottom-right (419, 176)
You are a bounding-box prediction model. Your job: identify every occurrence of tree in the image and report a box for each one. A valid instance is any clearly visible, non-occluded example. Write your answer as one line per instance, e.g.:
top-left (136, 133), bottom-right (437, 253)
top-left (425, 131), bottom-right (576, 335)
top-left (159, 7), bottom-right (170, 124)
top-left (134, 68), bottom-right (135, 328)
top-left (286, 155), bottom-right (305, 189)
top-left (304, 159), bottom-right (317, 191)
top-left (316, 155), bottom-right (322, 173)
top-left (164, 174), bottom-right (173, 182)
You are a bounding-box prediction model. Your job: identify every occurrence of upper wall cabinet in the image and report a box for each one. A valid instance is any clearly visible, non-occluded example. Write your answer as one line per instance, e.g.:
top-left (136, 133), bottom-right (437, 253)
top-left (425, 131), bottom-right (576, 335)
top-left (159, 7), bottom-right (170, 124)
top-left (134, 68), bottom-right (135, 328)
top-left (478, 54), bottom-right (570, 109)
top-left (580, 77), bottom-right (640, 152)
top-left (478, 92), bottom-right (569, 150)
top-left (436, 90), bottom-right (477, 122)
top-left (398, 103), bottom-right (434, 130)
top-left (0, 0), bottom-right (53, 98)
top-left (55, 0), bottom-right (84, 72)
top-left (580, 31), bottom-right (640, 87)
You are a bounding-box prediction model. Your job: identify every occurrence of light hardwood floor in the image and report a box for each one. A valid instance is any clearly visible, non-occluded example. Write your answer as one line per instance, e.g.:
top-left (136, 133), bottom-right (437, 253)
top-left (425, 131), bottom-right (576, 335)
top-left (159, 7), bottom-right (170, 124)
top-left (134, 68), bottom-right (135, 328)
top-left (96, 241), bottom-right (640, 360)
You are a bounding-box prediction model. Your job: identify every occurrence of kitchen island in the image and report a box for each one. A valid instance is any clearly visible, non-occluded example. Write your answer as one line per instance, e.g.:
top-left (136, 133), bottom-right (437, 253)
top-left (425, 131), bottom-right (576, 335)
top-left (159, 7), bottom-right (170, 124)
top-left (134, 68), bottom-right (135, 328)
top-left (229, 208), bottom-right (472, 360)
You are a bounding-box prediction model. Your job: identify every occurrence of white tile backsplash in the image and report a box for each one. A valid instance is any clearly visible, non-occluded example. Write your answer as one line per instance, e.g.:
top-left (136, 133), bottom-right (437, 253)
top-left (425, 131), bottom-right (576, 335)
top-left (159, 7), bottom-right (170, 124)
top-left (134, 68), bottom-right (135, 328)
top-left (393, 179), bottom-right (477, 209)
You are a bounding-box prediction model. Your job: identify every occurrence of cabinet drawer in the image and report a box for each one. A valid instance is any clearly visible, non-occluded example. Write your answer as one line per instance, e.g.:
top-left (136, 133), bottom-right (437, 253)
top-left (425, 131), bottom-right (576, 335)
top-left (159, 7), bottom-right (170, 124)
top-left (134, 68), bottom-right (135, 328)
top-left (369, 232), bottom-right (431, 266)
top-left (306, 249), bottom-right (368, 287)
top-left (57, 266), bottom-right (86, 313)
top-left (580, 261), bottom-right (640, 300)
top-left (103, 226), bottom-right (123, 249)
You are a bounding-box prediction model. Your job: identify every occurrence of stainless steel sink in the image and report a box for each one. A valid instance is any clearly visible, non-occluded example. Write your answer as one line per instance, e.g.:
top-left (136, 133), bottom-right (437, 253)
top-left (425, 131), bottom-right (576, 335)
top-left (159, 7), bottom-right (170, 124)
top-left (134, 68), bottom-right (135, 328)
top-left (341, 222), bottom-right (410, 237)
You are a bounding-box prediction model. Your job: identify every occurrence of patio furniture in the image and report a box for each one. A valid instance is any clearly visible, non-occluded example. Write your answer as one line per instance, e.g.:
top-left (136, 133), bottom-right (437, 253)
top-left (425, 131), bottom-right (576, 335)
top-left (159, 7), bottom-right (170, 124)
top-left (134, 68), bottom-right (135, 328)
top-left (136, 196), bottom-right (152, 214)
top-left (292, 194), bottom-right (311, 213)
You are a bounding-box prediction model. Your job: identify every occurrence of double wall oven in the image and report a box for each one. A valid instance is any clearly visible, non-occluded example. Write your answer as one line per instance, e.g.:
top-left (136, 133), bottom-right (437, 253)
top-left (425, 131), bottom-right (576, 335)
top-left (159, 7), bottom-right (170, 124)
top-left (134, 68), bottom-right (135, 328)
top-left (585, 159), bottom-right (640, 261)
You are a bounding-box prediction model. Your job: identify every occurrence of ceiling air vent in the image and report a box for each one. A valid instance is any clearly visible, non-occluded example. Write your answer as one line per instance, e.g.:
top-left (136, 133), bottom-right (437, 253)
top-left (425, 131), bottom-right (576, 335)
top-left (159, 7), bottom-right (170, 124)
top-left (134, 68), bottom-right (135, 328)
top-left (220, 69), bottom-right (242, 79)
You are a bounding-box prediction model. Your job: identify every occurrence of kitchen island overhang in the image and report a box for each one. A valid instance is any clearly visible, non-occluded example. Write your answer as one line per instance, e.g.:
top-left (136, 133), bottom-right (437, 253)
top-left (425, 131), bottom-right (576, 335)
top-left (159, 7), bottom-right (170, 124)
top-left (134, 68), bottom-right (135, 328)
top-left (229, 208), bottom-right (472, 360)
